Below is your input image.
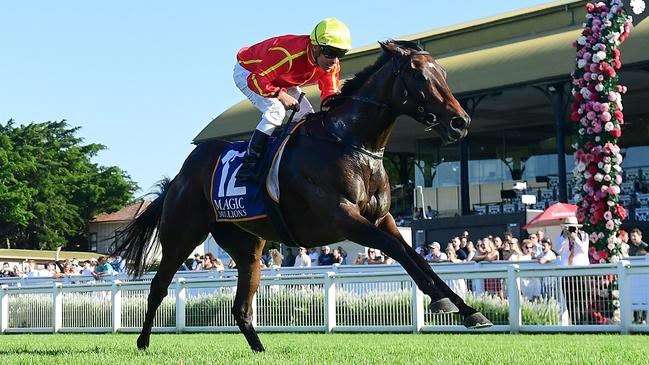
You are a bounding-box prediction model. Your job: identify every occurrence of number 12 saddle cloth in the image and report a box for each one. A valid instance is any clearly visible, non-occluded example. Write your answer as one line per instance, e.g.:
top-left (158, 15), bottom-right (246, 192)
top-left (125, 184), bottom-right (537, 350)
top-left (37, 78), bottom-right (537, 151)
top-left (210, 121), bottom-right (303, 222)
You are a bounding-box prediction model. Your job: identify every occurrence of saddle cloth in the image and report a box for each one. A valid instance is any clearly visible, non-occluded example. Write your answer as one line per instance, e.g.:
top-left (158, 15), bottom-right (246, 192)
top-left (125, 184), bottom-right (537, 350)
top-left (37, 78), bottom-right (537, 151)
top-left (210, 122), bottom-right (302, 222)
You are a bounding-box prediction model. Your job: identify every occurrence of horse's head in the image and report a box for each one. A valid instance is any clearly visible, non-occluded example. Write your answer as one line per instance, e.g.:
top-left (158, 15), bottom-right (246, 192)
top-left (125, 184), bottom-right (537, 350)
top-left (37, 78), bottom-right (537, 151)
top-left (380, 40), bottom-right (470, 143)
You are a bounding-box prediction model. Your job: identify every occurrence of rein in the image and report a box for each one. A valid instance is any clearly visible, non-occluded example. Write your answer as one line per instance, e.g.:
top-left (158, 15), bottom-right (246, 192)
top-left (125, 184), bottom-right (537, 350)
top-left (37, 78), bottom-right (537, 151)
top-left (304, 49), bottom-right (441, 159)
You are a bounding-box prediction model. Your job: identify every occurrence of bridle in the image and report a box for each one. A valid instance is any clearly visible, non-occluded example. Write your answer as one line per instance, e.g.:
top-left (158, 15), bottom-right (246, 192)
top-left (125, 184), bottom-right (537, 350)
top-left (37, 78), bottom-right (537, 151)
top-left (392, 50), bottom-right (440, 131)
top-left (327, 51), bottom-right (441, 131)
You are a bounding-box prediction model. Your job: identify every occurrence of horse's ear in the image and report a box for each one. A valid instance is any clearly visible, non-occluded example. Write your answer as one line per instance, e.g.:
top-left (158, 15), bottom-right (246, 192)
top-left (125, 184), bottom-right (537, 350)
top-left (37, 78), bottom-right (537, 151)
top-left (378, 41), bottom-right (390, 53)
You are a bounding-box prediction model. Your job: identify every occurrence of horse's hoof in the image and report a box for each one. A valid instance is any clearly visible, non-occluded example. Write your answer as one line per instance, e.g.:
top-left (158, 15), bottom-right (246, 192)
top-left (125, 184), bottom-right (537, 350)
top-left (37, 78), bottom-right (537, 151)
top-left (429, 297), bottom-right (459, 314)
top-left (251, 345), bottom-right (266, 353)
top-left (463, 312), bottom-right (493, 329)
top-left (136, 336), bottom-right (149, 350)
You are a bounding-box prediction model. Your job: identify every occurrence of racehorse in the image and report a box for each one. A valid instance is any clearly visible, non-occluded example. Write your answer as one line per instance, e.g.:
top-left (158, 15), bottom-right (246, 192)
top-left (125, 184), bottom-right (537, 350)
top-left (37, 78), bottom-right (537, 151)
top-left (116, 40), bottom-right (492, 352)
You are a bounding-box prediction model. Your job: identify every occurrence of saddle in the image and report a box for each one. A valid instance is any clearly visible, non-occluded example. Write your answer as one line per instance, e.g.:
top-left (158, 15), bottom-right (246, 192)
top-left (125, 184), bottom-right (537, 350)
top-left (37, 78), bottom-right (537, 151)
top-left (210, 121), bottom-right (306, 245)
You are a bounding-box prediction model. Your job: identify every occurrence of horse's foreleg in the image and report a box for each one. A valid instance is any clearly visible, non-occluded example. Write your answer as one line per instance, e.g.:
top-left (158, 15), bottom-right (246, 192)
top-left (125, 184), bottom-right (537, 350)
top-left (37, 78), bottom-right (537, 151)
top-left (376, 213), bottom-right (491, 327)
top-left (334, 205), bottom-right (491, 328)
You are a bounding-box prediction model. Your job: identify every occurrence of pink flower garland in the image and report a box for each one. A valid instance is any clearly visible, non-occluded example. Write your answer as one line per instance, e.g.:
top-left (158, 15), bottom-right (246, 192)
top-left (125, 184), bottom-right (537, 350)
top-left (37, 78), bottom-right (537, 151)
top-left (570, 0), bottom-right (633, 264)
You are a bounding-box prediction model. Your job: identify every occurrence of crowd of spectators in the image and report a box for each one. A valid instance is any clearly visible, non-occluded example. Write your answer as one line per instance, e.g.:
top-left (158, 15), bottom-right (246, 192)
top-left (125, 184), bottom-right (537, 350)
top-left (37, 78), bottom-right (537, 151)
top-left (413, 226), bottom-right (648, 268)
top-left (0, 254), bottom-right (126, 280)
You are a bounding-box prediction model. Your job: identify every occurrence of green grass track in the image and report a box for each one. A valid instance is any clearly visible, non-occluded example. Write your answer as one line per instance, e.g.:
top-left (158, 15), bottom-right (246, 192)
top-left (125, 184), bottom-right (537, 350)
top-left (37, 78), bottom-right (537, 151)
top-left (0, 333), bottom-right (647, 365)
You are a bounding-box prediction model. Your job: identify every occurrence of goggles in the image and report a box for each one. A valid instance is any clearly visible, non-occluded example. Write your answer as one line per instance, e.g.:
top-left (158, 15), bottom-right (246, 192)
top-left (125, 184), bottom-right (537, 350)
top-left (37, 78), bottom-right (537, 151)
top-left (320, 46), bottom-right (347, 59)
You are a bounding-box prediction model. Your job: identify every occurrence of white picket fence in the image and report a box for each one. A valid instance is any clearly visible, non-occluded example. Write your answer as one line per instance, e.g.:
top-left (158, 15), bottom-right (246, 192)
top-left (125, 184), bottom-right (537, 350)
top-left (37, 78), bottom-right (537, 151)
top-left (1, 260), bottom-right (648, 334)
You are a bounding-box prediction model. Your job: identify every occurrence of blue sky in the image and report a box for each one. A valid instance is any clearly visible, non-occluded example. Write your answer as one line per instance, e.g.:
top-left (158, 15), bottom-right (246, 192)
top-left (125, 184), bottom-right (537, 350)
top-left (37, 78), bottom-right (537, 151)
top-left (1, 0), bottom-right (551, 195)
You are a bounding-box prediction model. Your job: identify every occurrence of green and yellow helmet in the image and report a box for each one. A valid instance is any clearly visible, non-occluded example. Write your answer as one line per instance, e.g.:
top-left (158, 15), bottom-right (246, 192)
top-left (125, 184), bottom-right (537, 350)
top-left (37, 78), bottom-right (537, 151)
top-left (310, 18), bottom-right (352, 51)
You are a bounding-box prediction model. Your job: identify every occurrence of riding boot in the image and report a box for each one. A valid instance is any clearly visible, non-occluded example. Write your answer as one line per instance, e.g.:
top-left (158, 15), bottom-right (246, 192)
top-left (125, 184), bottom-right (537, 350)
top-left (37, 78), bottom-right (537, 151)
top-left (236, 130), bottom-right (270, 182)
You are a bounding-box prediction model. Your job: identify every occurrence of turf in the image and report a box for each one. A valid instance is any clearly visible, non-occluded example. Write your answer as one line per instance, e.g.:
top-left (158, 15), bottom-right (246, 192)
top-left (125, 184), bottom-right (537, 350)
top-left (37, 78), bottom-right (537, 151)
top-left (0, 333), bottom-right (647, 365)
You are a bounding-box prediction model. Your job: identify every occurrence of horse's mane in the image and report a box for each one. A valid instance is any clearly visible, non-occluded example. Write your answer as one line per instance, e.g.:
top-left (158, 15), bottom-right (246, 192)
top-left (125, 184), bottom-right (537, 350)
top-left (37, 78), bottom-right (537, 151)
top-left (339, 39), bottom-right (423, 97)
top-left (304, 40), bottom-right (424, 122)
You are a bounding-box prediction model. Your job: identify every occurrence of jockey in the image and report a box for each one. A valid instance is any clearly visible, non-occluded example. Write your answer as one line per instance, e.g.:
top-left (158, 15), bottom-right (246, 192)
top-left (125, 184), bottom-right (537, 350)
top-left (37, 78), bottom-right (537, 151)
top-left (233, 17), bottom-right (352, 181)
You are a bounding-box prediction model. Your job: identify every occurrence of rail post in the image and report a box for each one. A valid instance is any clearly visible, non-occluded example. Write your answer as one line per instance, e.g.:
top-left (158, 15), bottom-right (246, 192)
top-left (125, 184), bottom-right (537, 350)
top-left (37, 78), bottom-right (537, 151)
top-left (507, 264), bottom-right (521, 334)
top-left (324, 272), bottom-right (337, 333)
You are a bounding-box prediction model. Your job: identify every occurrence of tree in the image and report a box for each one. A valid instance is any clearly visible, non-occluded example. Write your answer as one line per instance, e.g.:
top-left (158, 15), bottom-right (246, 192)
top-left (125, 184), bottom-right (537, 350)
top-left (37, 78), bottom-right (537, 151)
top-left (0, 120), bottom-right (138, 250)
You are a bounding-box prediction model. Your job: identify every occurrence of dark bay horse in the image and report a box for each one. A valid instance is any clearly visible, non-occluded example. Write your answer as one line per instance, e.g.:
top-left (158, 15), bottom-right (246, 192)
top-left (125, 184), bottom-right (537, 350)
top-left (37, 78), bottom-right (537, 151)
top-left (116, 40), bottom-right (492, 352)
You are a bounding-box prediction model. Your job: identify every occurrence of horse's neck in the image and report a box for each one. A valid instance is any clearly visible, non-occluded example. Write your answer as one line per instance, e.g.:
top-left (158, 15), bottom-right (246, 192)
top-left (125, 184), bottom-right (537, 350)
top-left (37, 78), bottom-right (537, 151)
top-left (328, 68), bottom-right (397, 152)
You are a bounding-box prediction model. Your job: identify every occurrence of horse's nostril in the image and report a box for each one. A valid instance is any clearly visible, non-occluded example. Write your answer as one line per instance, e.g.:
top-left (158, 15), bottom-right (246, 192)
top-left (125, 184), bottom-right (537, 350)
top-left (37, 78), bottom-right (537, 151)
top-left (450, 117), bottom-right (468, 130)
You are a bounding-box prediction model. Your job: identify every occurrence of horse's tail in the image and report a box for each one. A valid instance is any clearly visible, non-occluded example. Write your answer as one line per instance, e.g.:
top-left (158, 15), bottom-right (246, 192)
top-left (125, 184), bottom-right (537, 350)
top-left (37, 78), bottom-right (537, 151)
top-left (114, 178), bottom-right (171, 277)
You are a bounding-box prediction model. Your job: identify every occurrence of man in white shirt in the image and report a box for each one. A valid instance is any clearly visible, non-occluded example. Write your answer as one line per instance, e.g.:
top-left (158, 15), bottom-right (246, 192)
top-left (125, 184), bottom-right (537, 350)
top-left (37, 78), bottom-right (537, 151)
top-left (294, 247), bottom-right (311, 268)
top-left (555, 216), bottom-right (591, 325)
top-left (537, 240), bottom-right (557, 264)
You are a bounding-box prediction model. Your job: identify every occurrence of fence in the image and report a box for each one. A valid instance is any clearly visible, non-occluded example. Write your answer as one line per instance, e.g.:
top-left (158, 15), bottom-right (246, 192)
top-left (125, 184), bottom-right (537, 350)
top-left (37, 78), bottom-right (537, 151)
top-left (1, 260), bottom-right (648, 334)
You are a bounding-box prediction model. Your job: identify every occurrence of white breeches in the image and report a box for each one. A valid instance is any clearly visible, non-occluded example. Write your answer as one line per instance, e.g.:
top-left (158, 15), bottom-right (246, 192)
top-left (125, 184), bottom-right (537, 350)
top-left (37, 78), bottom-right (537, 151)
top-left (233, 63), bottom-right (314, 136)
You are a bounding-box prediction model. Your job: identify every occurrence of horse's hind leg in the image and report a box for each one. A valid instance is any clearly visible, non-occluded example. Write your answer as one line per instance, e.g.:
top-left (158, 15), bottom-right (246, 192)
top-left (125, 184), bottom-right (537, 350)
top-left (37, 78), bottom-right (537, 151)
top-left (137, 187), bottom-right (210, 350)
top-left (212, 224), bottom-right (266, 352)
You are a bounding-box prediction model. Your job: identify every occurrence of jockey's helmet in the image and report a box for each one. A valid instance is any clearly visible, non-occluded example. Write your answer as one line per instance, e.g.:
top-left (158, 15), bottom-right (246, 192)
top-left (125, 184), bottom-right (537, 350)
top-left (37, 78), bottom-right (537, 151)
top-left (310, 18), bottom-right (352, 52)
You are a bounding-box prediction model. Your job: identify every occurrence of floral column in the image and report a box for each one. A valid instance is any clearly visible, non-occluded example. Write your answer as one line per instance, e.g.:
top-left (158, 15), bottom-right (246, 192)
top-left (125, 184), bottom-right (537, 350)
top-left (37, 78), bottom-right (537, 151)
top-left (570, 0), bottom-right (638, 264)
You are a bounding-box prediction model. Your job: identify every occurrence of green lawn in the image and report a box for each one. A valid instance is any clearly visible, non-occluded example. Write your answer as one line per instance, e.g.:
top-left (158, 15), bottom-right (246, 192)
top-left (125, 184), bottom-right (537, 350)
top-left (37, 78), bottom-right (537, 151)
top-left (0, 333), bottom-right (647, 365)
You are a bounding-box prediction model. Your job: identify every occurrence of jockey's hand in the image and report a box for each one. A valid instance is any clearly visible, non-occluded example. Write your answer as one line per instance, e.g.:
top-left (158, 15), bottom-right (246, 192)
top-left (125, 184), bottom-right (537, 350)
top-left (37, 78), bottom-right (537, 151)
top-left (277, 91), bottom-right (300, 112)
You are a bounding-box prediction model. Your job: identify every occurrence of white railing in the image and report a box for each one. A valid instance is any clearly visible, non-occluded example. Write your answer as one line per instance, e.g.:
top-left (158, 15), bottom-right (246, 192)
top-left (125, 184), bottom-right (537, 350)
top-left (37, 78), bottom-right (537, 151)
top-left (1, 261), bottom-right (648, 334)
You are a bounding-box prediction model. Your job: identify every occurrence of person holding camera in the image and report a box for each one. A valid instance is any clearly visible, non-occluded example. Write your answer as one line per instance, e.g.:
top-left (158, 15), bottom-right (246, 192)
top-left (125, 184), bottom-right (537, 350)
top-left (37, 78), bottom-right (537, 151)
top-left (556, 216), bottom-right (591, 325)
top-left (556, 217), bottom-right (590, 266)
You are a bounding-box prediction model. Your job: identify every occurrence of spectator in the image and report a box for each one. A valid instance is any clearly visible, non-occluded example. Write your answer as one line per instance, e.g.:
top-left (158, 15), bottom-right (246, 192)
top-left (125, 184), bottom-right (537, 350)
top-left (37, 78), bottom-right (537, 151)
top-left (62, 261), bottom-right (77, 276)
top-left (445, 246), bottom-right (462, 263)
top-left (336, 246), bottom-right (348, 263)
top-left (92, 257), bottom-right (114, 279)
top-left (528, 233), bottom-right (543, 257)
top-left (12, 265), bottom-right (25, 278)
top-left (212, 255), bottom-right (225, 272)
top-left (493, 236), bottom-right (503, 251)
top-left (538, 239), bottom-right (557, 264)
top-left (382, 252), bottom-right (395, 265)
top-left (503, 231), bottom-right (513, 243)
top-left (536, 230), bottom-right (546, 242)
top-left (202, 253), bottom-right (215, 270)
top-left (426, 205), bottom-right (435, 219)
top-left (40, 262), bottom-right (63, 278)
top-left (556, 216), bottom-right (590, 325)
top-left (24, 260), bottom-right (39, 277)
top-left (413, 207), bottom-right (425, 219)
top-left (227, 258), bottom-right (237, 269)
top-left (308, 248), bottom-right (320, 266)
top-left (465, 241), bottom-right (477, 261)
top-left (363, 249), bottom-right (383, 264)
top-left (415, 242), bottom-right (428, 257)
top-left (618, 230), bottom-right (630, 257)
top-left (518, 239), bottom-right (535, 260)
top-left (425, 242), bottom-right (447, 263)
top-left (352, 252), bottom-right (365, 265)
top-left (472, 238), bottom-right (499, 262)
top-left (451, 237), bottom-right (467, 261)
top-left (459, 237), bottom-right (470, 256)
top-left (267, 249), bottom-right (283, 268)
top-left (282, 248), bottom-right (296, 267)
top-left (500, 239), bottom-right (513, 261)
top-left (110, 253), bottom-right (126, 273)
top-left (191, 253), bottom-right (202, 270)
top-left (628, 228), bottom-right (648, 256)
top-left (1, 262), bottom-right (16, 277)
top-left (294, 247), bottom-right (311, 267)
top-left (317, 246), bottom-right (335, 266)
top-left (332, 247), bottom-right (345, 265)
top-left (80, 260), bottom-right (94, 276)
